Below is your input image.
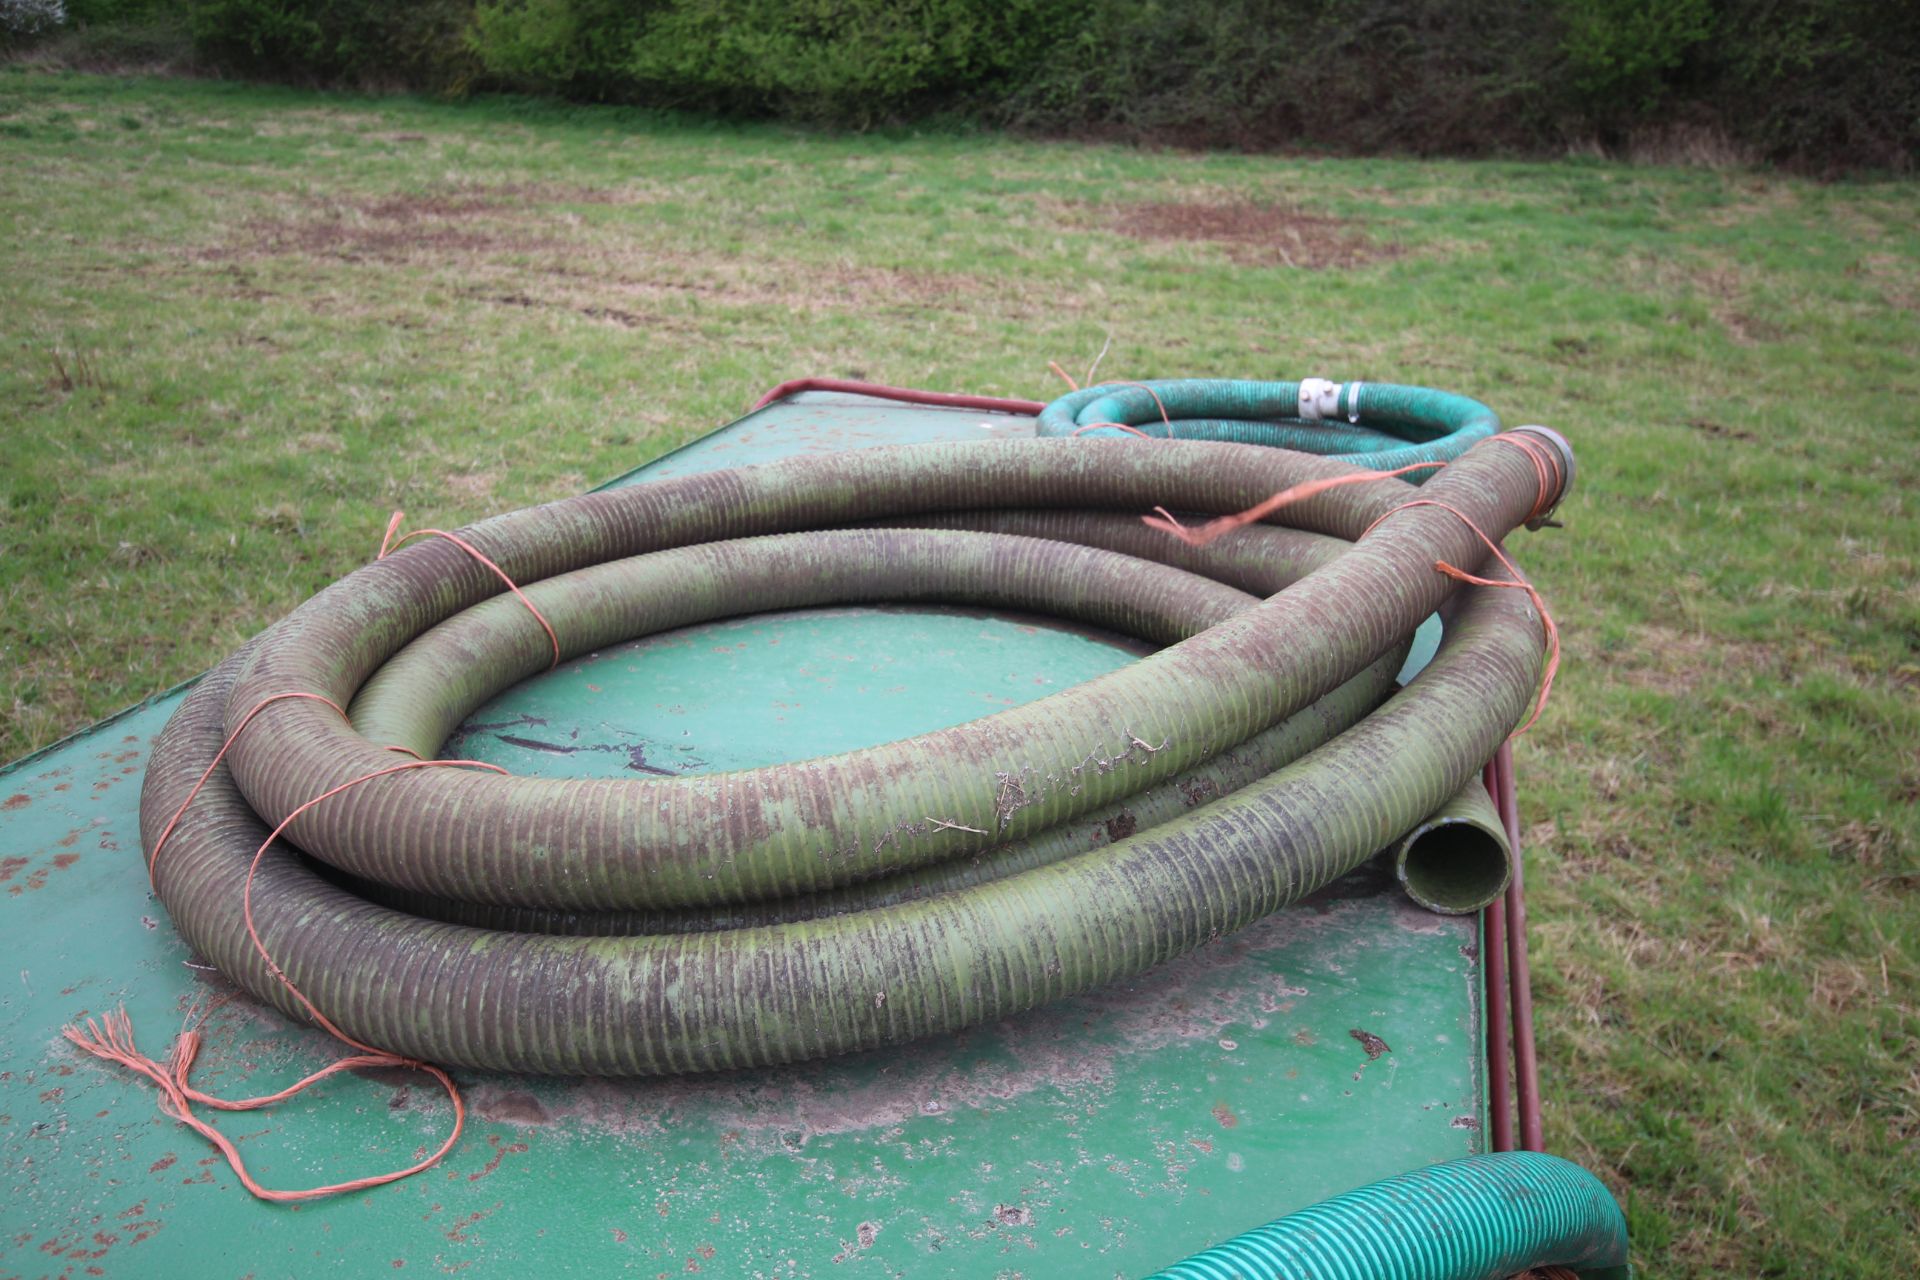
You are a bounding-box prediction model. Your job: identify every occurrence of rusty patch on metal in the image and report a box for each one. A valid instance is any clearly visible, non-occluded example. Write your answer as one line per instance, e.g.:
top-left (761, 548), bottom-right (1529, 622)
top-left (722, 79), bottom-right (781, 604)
top-left (466, 1133), bottom-right (529, 1182)
top-left (1348, 1028), bottom-right (1391, 1060)
top-left (2, 794), bottom-right (29, 810)
top-left (443, 1203), bottom-right (499, 1244)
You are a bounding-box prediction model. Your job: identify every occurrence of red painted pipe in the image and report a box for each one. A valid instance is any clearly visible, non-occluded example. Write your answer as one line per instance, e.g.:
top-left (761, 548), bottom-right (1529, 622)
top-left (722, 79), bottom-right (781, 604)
top-left (1481, 760), bottom-right (1516, 1154)
top-left (1493, 741), bottom-right (1546, 1152)
top-left (751, 377), bottom-right (1045, 415)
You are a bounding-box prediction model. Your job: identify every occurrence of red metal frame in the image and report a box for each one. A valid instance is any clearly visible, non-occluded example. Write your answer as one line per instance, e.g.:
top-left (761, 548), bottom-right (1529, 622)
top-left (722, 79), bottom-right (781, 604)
top-left (1481, 800), bottom-right (1517, 1154)
top-left (750, 378), bottom-right (1044, 415)
top-left (1485, 742), bottom-right (1545, 1151)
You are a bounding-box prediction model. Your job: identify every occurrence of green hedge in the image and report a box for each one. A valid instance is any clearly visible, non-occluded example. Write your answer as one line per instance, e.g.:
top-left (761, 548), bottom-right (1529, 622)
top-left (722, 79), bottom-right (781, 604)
top-left (997, 0), bottom-right (1919, 170)
top-left (997, 0), bottom-right (1565, 157)
top-left (10, 0), bottom-right (1917, 171)
top-left (470, 0), bottom-right (643, 100)
top-left (181, 0), bottom-right (479, 91)
top-left (628, 0), bottom-right (1084, 122)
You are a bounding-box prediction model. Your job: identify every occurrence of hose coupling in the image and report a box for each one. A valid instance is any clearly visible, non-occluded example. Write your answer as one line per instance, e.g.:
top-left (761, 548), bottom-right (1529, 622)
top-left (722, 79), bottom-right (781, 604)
top-left (1297, 377), bottom-right (1342, 420)
top-left (1508, 424), bottom-right (1576, 529)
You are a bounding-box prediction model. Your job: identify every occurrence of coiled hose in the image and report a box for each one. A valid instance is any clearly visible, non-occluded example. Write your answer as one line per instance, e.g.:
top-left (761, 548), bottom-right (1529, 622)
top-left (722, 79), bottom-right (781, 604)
top-left (140, 430), bottom-right (1569, 1075)
top-left (1036, 378), bottom-right (1499, 477)
top-left (1149, 1152), bottom-right (1630, 1280)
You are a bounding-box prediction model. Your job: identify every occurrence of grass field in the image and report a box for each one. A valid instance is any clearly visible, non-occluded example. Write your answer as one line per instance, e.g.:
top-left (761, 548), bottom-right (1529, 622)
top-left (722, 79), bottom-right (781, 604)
top-left (2, 69), bottom-right (1916, 1276)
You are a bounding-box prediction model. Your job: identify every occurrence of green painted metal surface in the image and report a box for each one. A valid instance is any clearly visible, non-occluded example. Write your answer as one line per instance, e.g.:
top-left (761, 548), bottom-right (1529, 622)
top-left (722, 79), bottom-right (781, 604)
top-left (0, 393), bottom-right (1485, 1279)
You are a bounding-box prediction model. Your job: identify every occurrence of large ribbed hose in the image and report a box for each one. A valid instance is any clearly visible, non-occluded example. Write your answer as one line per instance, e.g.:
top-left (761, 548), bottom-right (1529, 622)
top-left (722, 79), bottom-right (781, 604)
top-left (1036, 379), bottom-right (1498, 478)
top-left (1394, 778), bottom-right (1513, 914)
top-left (338, 514), bottom-right (1401, 936)
top-left (1147, 1152), bottom-right (1631, 1280)
top-left (139, 430), bottom-right (1568, 1075)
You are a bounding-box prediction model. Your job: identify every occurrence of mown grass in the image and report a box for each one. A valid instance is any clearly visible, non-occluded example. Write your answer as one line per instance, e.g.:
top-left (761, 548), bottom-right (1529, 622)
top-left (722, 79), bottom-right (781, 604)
top-left (2, 70), bottom-right (1916, 1277)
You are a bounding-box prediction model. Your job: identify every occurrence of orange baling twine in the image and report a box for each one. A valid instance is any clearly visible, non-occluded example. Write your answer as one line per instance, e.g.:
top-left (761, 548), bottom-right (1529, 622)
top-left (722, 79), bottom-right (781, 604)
top-left (1141, 462), bottom-right (1447, 546)
top-left (380, 511), bottom-right (562, 670)
top-left (1141, 433), bottom-right (1564, 735)
top-left (1044, 360), bottom-right (1175, 441)
top-left (66, 748), bottom-right (499, 1201)
top-left (1047, 363), bottom-right (1178, 440)
top-left (1071, 422), bottom-right (1159, 439)
top-left (67, 511), bottom-right (567, 1201)
top-left (1366, 496), bottom-right (1561, 735)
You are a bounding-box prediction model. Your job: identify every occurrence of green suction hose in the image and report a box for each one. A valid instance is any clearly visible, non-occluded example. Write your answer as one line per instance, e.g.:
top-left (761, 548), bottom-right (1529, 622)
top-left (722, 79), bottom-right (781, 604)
top-left (1148, 1152), bottom-right (1631, 1280)
top-left (138, 425), bottom-right (1571, 1075)
top-left (1394, 778), bottom-right (1513, 914)
top-left (1036, 378), bottom-right (1499, 478)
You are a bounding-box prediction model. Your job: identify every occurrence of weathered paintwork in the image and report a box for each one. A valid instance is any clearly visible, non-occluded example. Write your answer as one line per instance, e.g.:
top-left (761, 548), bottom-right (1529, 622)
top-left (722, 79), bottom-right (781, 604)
top-left (0, 393), bottom-right (1484, 1279)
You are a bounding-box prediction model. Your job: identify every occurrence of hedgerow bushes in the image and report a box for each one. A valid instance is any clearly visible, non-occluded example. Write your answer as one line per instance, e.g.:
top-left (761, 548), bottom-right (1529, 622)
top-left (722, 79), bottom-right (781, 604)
top-left (8, 0), bottom-right (1916, 172)
top-left (626, 0), bottom-right (1083, 122)
top-left (995, 0), bottom-right (1919, 170)
top-left (180, 0), bottom-right (479, 91)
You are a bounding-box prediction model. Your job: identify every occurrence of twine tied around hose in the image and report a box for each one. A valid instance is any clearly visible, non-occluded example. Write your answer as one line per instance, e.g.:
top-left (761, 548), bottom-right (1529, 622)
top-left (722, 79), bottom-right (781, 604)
top-left (1141, 461), bottom-right (1448, 543)
top-left (1142, 430), bottom-right (1566, 735)
top-left (65, 755), bottom-right (490, 1200)
top-left (379, 510), bottom-right (563, 670)
top-left (1365, 431), bottom-right (1569, 733)
top-left (68, 509), bottom-right (582, 1201)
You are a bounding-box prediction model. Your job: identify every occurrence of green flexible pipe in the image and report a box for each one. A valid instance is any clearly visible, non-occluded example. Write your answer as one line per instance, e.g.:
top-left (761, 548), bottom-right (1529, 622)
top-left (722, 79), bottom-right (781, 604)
top-left (344, 520), bottom-right (1408, 936)
top-left (1147, 1152), bottom-right (1630, 1279)
top-left (336, 636), bottom-right (1396, 935)
top-left (1036, 378), bottom-right (1499, 478)
top-left (1394, 778), bottom-right (1513, 914)
top-left (138, 433), bottom-right (1567, 1074)
top-left (217, 440), bottom-right (1539, 912)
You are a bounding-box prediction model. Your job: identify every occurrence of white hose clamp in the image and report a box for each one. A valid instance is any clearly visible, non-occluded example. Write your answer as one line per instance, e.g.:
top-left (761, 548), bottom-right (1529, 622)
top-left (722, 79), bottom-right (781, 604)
top-left (1298, 377), bottom-right (1341, 421)
top-left (1345, 380), bottom-right (1365, 424)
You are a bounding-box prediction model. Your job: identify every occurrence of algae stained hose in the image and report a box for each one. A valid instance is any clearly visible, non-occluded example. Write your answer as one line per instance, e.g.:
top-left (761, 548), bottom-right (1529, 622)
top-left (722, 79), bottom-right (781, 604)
top-left (140, 433), bottom-right (1569, 1075)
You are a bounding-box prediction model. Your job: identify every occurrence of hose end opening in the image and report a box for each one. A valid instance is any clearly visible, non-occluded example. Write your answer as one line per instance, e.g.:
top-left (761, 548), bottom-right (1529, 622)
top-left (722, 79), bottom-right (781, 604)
top-left (1396, 814), bottom-right (1513, 915)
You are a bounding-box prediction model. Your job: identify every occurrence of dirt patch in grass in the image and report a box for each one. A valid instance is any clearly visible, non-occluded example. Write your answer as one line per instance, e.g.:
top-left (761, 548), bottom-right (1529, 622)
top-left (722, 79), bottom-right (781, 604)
top-left (1111, 200), bottom-right (1397, 268)
top-left (1857, 253), bottom-right (1918, 314)
top-left (1686, 417), bottom-right (1757, 442)
top-left (1686, 263), bottom-right (1787, 346)
top-left (469, 252), bottom-right (989, 323)
top-left (197, 182), bottom-right (649, 266)
top-left (205, 208), bottom-right (546, 265)
top-left (357, 180), bottom-right (645, 211)
top-left (181, 177), bottom-right (993, 318)
top-left (1604, 623), bottom-right (1789, 697)
top-left (1699, 178), bottom-right (1802, 229)
top-left (445, 471), bottom-right (501, 501)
